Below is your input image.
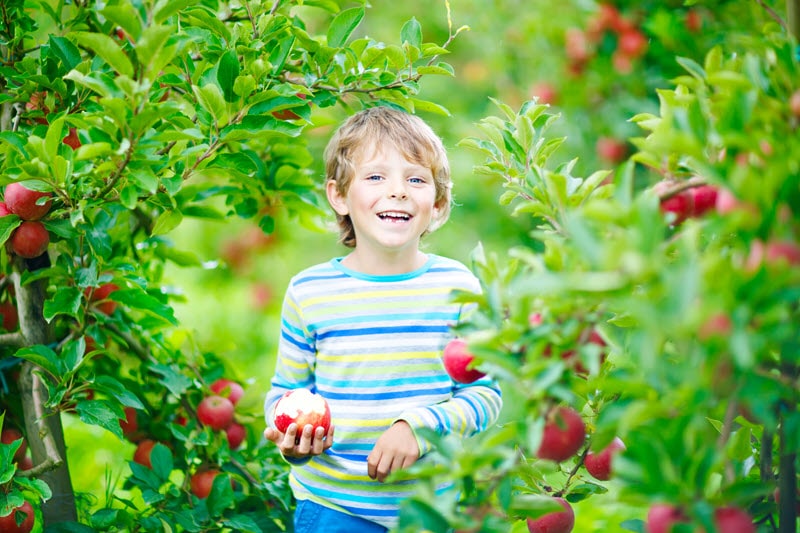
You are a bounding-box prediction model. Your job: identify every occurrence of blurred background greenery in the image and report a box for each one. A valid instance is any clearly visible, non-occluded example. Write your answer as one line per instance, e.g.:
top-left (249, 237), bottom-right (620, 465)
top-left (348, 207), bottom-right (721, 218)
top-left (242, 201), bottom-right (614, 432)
top-left (62, 1), bottom-right (784, 530)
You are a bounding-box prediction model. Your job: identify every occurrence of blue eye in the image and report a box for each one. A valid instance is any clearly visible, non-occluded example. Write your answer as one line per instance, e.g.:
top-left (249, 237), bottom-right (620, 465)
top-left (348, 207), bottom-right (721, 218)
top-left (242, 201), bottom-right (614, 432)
top-left (367, 174), bottom-right (383, 181)
top-left (408, 177), bottom-right (425, 184)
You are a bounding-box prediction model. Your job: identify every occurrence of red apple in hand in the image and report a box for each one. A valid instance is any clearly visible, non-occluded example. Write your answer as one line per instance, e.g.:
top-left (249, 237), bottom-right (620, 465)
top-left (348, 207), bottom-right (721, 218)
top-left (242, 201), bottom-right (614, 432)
top-left (584, 437), bottom-right (625, 481)
top-left (273, 388), bottom-right (331, 434)
top-left (4, 182), bottom-right (52, 220)
top-left (526, 497), bottom-right (575, 533)
top-left (442, 338), bottom-right (486, 384)
top-left (536, 406), bottom-right (586, 462)
top-left (10, 221), bottom-right (50, 258)
top-left (210, 378), bottom-right (245, 405)
top-left (0, 499), bottom-right (35, 533)
top-left (197, 395), bottom-right (235, 430)
top-left (646, 504), bottom-right (690, 533)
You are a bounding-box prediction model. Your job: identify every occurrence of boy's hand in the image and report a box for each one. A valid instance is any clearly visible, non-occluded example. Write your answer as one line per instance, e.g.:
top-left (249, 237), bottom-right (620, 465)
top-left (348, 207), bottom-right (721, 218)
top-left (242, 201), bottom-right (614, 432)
top-left (367, 420), bottom-right (419, 483)
top-left (264, 423), bottom-right (334, 459)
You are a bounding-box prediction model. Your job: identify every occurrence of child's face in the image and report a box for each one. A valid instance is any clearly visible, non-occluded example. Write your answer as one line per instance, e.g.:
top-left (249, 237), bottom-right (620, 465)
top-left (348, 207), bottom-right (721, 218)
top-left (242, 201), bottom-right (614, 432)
top-left (327, 143), bottom-right (440, 259)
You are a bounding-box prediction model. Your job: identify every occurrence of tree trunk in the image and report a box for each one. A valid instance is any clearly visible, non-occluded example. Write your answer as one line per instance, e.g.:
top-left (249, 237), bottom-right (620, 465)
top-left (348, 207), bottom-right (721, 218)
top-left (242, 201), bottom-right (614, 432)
top-left (14, 254), bottom-right (77, 524)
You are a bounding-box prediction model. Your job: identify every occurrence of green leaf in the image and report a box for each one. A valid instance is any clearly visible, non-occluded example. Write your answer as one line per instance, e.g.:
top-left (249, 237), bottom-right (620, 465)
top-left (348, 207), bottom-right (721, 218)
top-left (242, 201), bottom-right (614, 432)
top-left (327, 7), bottom-right (365, 48)
top-left (149, 443), bottom-right (173, 482)
top-left (153, 0), bottom-right (200, 24)
top-left (400, 17), bottom-right (422, 48)
top-left (192, 84), bottom-right (227, 125)
top-left (0, 214), bottom-right (21, 245)
top-left (70, 31), bottom-right (134, 77)
top-left (14, 345), bottom-right (63, 377)
top-left (48, 35), bottom-right (82, 70)
top-left (217, 50), bottom-right (240, 102)
top-left (411, 99), bottom-right (450, 116)
top-left (152, 209), bottom-right (183, 236)
top-left (43, 286), bottom-right (83, 322)
top-left (111, 289), bottom-right (178, 325)
top-left (76, 400), bottom-right (125, 439)
top-left (150, 364), bottom-right (193, 397)
top-left (206, 473), bottom-right (235, 516)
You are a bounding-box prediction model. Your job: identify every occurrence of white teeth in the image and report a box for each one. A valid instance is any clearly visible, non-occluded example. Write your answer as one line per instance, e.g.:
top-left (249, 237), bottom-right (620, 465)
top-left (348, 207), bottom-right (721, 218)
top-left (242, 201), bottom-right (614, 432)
top-left (378, 211), bottom-right (411, 220)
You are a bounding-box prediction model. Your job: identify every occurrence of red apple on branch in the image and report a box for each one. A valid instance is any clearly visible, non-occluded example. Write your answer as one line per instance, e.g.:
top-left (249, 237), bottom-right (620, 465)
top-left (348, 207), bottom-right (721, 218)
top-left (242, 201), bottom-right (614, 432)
top-left (584, 436), bottom-right (626, 481)
top-left (210, 378), bottom-right (245, 405)
top-left (197, 395), bottom-right (235, 431)
top-left (133, 439), bottom-right (158, 468)
top-left (4, 182), bottom-right (52, 220)
top-left (0, 499), bottom-right (36, 533)
top-left (225, 421), bottom-right (246, 449)
top-left (273, 388), bottom-right (331, 434)
top-left (713, 506), bottom-right (755, 533)
top-left (1, 427), bottom-right (27, 462)
top-left (10, 221), bottom-right (50, 258)
top-left (536, 406), bottom-right (586, 462)
top-left (646, 504), bottom-right (690, 533)
top-left (526, 497), bottom-right (575, 533)
top-left (442, 338), bottom-right (486, 384)
top-left (190, 469), bottom-right (223, 499)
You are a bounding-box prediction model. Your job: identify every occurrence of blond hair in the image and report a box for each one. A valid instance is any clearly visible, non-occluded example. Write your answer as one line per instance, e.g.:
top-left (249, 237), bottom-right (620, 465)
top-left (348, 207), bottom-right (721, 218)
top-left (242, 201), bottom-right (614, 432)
top-left (323, 106), bottom-right (451, 248)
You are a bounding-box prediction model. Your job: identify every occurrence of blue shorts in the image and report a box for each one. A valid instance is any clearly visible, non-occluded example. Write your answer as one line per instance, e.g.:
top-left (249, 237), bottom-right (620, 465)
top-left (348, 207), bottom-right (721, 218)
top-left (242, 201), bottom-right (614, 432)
top-left (293, 499), bottom-right (389, 533)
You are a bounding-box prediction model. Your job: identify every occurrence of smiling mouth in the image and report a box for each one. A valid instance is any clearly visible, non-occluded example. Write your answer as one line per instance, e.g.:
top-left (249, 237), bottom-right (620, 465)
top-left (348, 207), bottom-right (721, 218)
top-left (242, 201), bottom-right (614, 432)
top-left (377, 211), bottom-right (412, 221)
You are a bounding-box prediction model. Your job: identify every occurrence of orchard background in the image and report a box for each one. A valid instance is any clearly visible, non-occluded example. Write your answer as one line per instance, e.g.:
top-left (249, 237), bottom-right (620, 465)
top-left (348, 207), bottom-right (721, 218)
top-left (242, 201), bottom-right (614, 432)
top-left (0, 0), bottom-right (798, 532)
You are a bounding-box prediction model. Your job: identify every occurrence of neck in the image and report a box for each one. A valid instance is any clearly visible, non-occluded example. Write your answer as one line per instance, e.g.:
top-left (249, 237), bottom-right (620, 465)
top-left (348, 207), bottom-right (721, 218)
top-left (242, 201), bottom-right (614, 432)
top-left (341, 249), bottom-right (428, 275)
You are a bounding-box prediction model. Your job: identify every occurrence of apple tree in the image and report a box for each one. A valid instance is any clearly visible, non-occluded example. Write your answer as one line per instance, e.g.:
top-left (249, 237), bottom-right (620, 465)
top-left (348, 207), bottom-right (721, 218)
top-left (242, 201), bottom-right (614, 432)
top-left (395, 2), bottom-right (800, 533)
top-left (0, 0), bottom-right (465, 530)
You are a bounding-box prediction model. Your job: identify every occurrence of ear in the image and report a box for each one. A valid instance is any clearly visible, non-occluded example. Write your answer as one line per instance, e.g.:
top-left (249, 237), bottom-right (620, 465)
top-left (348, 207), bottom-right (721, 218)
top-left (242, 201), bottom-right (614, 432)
top-left (326, 180), bottom-right (349, 216)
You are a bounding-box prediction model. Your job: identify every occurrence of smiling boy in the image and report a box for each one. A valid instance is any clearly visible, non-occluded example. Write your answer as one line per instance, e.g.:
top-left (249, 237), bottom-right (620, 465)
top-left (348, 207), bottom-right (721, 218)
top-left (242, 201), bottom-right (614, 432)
top-left (263, 106), bottom-right (503, 532)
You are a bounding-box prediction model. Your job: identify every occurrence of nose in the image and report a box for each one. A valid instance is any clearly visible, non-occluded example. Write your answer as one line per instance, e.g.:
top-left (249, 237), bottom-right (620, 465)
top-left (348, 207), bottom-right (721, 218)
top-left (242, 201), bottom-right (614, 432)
top-left (388, 177), bottom-right (408, 199)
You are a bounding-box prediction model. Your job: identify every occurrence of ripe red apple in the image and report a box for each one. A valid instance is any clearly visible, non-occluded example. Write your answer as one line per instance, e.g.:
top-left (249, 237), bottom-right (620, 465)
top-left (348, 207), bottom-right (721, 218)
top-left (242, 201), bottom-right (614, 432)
top-left (698, 313), bottom-right (733, 341)
top-left (646, 504), bottom-right (690, 533)
top-left (713, 506), bottom-right (755, 533)
top-left (190, 469), bottom-right (233, 499)
top-left (714, 188), bottom-right (741, 215)
top-left (565, 28), bottom-right (591, 64)
top-left (685, 9), bottom-right (702, 32)
top-left (211, 378), bottom-right (244, 405)
top-left (86, 283), bottom-right (120, 315)
top-left (442, 338), bottom-right (486, 384)
top-left (584, 437), bottom-right (626, 481)
top-left (0, 201), bottom-right (11, 216)
top-left (10, 221), bottom-right (49, 258)
top-left (617, 29), bottom-right (648, 58)
top-left (273, 388), bottom-right (332, 434)
top-left (530, 82), bottom-right (558, 106)
top-left (4, 182), bottom-right (52, 220)
top-left (660, 192), bottom-right (693, 225)
top-left (596, 136), bottom-right (628, 163)
top-left (0, 499), bottom-right (35, 533)
top-left (197, 395), bottom-right (235, 430)
top-left (63, 127), bottom-right (81, 149)
top-left (225, 421), bottom-right (246, 449)
top-left (0, 301), bottom-right (18, 331)
top-left (133, 439), bottom-right (157, 468)
top-left (791, 89), bottom-right (800, 118)
top-left (526, 497), bottom-right (575, 533)
top-left (690, 185), bottom-right (718, 217)
top-left (190, 469), bottom-right (219, 499)
top-left (119, 407), bottom-right (139, 438)
top-left (1, 427), bottom-right (27, 462)
top-left (536, 406), bottom-right (586, 462)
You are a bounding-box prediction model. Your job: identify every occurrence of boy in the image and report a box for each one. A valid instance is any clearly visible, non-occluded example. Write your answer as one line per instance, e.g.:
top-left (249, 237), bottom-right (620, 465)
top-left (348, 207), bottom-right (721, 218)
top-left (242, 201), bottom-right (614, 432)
top-left (263, 106), bottom-right (503, 532)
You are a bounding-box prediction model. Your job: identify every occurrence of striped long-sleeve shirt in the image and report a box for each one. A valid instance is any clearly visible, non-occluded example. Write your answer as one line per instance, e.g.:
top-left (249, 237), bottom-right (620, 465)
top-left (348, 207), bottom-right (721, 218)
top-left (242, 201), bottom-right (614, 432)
top-left (263, 254), bottom-right (503, 529)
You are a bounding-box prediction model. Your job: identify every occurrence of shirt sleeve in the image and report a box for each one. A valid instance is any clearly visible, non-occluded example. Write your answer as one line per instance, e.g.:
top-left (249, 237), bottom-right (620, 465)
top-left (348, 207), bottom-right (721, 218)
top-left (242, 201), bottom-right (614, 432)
top-left (263, 282), bottom-right (317, 429)
top-left (395, 378), bottom-right (503, 456)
